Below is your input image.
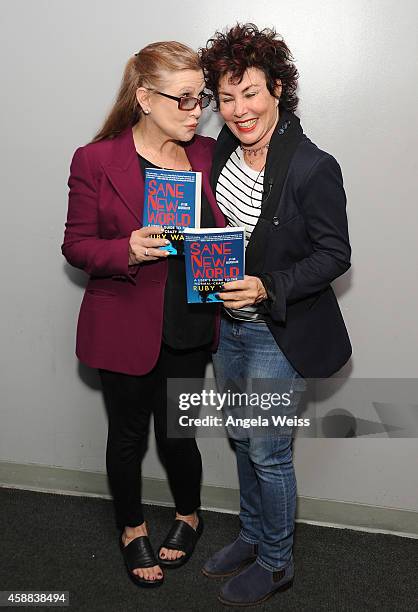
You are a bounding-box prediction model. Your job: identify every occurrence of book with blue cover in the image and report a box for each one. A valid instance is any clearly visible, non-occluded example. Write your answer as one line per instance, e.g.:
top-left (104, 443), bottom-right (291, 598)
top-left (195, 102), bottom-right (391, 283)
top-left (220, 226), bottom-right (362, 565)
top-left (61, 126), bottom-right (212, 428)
top-left (143, 168), bottom-right (202, 255)
top-left (183, 227), bottom-right (245, 303)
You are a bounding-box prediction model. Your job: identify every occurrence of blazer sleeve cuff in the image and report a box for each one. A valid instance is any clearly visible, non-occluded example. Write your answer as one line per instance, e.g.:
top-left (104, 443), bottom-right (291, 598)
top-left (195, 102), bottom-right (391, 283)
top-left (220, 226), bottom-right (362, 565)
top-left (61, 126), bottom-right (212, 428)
top-left (258, 272), bottom-right (286, 323)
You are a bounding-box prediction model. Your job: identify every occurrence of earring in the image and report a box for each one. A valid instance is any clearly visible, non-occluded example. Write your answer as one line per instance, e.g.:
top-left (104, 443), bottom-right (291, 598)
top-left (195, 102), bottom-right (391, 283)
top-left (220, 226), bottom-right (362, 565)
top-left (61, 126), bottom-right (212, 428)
top-left (143, 109), bottom-right (150, 115)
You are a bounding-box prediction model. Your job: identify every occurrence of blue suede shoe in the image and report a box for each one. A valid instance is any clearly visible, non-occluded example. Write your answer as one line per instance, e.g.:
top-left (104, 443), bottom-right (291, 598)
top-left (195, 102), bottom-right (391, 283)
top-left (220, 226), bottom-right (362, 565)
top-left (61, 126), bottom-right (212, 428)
top-left (218, 558), bottom-right (294, 606)
top-left (201, 537), bottom-right (258, 578)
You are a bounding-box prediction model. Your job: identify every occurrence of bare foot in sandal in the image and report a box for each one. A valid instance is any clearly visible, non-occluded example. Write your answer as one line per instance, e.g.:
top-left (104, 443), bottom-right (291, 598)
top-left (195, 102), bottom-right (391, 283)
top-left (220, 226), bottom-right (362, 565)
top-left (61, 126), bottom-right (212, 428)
top-left (122, 522), bottom-right (163, 582)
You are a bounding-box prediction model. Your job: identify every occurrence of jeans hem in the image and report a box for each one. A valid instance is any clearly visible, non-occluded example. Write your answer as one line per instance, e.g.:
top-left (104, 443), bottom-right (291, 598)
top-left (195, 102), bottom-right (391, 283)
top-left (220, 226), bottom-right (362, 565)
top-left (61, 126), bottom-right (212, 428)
top-left (239, 529), bottom-right (259, 545)
top-left (256, 556), bottom-right (289, 572)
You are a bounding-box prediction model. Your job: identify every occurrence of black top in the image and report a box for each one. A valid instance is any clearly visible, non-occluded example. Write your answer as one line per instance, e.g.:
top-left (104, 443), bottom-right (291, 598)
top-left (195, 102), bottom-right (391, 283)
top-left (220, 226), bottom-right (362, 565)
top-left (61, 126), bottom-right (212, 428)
top-left (138, 155), bottom-right (216, 350)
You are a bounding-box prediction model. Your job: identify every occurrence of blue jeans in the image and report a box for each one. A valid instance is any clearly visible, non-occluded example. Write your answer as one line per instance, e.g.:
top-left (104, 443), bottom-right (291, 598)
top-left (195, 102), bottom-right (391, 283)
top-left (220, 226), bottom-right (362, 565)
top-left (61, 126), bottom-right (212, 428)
top-left (213, 316), bottom-right (303, 571)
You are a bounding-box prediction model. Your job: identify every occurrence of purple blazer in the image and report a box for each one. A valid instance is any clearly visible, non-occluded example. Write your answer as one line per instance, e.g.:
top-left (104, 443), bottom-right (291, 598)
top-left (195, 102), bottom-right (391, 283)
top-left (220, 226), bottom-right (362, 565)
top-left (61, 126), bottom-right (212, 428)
top-left (62, 128), bottom-right (226, 375)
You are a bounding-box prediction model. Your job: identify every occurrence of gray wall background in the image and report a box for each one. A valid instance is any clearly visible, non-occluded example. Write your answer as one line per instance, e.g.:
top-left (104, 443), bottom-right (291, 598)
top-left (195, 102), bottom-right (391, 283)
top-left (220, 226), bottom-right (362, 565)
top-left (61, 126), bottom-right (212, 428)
top-left (1, 0), bottom-right (417, 517)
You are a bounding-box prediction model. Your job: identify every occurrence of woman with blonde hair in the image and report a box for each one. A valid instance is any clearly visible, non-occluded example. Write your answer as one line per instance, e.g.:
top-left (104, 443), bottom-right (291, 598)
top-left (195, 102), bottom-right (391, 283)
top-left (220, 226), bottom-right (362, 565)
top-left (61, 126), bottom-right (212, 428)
top-left (62, 41), bottom-right (224, 588)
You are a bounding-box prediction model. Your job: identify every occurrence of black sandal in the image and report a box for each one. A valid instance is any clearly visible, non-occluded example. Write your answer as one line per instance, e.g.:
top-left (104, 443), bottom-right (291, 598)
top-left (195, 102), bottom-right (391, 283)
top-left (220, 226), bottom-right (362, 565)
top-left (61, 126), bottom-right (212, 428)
top-left (158, 515), bottom-right (204, 568)
top-left (120, 535), bottom-right (164, 588)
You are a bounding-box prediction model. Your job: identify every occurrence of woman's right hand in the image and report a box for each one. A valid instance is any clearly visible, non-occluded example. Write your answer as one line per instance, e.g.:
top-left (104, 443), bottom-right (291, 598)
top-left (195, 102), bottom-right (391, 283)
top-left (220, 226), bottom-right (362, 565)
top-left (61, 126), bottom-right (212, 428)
top-left (129, 226), bottom-right (170, 264)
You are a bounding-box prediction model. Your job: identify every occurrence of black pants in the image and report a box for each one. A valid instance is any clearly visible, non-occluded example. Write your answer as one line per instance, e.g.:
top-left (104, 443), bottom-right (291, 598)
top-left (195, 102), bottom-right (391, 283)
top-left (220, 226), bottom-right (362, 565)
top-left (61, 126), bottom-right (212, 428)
top-left (99, 344), bottom-right (208, 529)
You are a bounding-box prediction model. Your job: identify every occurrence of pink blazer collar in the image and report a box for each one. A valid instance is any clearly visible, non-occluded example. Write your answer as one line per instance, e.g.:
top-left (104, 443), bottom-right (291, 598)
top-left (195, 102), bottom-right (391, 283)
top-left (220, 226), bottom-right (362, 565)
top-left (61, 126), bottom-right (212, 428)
top-left (102, 127), bottom-right (225, 227)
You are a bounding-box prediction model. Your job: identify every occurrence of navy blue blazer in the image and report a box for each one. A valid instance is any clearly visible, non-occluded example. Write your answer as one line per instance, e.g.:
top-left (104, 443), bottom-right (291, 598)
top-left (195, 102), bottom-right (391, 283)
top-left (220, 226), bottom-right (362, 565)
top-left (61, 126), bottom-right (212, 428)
top-left (211, 112), bottom-right (352, 378)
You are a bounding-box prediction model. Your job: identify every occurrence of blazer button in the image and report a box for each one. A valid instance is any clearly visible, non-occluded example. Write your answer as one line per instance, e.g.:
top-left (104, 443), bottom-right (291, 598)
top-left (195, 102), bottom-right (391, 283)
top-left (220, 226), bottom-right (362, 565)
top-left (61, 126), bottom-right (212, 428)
top-left (272, 217), bottom-right (280, 226)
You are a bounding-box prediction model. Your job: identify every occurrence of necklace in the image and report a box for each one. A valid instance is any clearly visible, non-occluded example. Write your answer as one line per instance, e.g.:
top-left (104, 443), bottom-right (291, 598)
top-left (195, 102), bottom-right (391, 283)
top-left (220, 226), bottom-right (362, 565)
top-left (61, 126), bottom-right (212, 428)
top-left (241, 143), bottom-right (269, 167)
top-left (136, 134), bottom-right (192, 171)
top-left (141, 143), bottom-right (179, 169)
top-left (237, 147), bottom-right (265, 208)
top-left (248, 163), bottom-right (266, 208)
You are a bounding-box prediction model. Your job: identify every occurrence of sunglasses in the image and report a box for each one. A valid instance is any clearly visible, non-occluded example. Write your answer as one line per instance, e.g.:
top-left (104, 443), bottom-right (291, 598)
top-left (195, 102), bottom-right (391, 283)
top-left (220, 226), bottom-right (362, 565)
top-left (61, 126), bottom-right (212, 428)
top-left (155, 91), bottom-right (212, 111)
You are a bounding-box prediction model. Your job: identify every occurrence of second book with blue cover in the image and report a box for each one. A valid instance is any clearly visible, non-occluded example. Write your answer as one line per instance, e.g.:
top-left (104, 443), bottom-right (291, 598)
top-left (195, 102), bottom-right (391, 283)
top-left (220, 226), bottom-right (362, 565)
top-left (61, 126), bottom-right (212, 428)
top-left (183, 227), bottom-right (245, 304)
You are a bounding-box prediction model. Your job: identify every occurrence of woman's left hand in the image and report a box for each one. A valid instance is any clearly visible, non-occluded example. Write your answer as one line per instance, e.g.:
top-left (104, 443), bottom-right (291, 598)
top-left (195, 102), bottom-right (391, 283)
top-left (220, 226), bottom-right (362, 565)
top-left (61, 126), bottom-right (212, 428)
top-left (217, 275), bottom-right (267, 309)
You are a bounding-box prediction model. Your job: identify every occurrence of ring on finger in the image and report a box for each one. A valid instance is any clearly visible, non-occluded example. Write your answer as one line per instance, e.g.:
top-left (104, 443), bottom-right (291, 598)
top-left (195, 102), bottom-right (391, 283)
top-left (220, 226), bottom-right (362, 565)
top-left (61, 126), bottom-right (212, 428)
top-left (144, 248), bottom-right (149, 257)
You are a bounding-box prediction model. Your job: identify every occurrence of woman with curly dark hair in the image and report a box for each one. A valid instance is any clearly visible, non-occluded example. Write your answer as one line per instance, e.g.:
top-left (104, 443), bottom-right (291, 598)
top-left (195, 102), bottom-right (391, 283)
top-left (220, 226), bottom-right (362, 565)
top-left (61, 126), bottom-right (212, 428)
top-left (200, 24), bottom-right (351, 606)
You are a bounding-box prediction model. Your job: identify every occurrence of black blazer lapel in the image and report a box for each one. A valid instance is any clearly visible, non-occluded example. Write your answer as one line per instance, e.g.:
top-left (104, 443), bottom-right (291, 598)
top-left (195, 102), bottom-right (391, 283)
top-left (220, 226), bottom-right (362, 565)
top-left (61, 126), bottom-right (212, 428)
top-left (246, 112), bottom-right (303, 274)
top-left (210, 114), bottom-right (303, 274)
top-left (260, 111), bottom-right (303, 221)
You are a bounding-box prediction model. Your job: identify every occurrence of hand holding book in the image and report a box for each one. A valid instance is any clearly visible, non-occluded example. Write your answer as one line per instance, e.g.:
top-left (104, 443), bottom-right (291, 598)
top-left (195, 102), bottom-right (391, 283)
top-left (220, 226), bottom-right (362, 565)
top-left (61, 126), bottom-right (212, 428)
top-left (128, 226), bottom-right (171, 264)
top-left (217, 275), bottom-right (268, 309)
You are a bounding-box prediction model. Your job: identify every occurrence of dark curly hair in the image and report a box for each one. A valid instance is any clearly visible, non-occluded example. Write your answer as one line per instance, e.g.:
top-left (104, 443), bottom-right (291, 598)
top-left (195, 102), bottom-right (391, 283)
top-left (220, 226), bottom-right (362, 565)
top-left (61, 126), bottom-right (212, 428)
top-left (200, 23), bottom-right (299, 112)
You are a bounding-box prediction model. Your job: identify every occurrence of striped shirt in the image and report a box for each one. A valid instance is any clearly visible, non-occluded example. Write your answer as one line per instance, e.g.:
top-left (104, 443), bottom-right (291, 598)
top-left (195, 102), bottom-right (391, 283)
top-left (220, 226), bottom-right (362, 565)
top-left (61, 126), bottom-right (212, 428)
top-left (216, 147), bottom-right (268, 322)
top-left (216, 147), bottom-right (264, 247)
